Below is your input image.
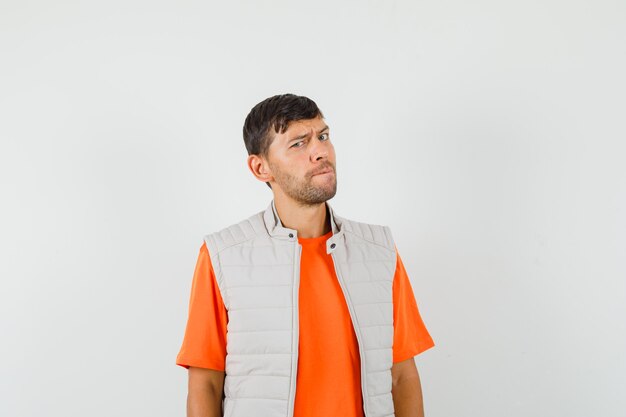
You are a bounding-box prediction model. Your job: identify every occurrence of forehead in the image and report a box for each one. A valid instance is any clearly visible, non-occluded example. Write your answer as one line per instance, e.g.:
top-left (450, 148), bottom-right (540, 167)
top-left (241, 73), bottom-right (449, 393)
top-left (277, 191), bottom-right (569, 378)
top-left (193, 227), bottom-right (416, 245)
top-left (281, 116), bottom-right (326, 136)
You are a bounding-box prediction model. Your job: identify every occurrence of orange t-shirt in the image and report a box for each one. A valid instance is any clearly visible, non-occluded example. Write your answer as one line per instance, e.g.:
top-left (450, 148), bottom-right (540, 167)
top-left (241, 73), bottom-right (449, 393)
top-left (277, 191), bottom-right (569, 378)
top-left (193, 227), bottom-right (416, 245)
top-left (176, 230), bottom-right (434, 417)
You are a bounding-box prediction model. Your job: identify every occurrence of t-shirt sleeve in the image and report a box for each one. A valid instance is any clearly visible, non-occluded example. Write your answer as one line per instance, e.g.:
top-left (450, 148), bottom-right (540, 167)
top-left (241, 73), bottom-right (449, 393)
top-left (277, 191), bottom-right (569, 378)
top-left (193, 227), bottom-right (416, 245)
top-left (176, 241), bottom-right (228, 371)
top-left (392, 245), bottom-right (435, 363)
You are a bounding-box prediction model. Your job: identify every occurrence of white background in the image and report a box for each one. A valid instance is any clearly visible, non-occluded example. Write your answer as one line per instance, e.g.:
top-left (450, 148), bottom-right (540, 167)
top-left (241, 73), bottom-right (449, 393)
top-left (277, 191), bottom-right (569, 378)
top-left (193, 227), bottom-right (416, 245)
top-left (1, 1), bottom-right (625, 416)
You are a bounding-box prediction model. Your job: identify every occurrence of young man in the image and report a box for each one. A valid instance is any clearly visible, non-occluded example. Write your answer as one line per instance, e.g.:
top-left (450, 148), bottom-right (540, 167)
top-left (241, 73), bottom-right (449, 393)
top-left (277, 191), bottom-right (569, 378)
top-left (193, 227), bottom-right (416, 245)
top-left (176, 94), bottom-right (435, 417)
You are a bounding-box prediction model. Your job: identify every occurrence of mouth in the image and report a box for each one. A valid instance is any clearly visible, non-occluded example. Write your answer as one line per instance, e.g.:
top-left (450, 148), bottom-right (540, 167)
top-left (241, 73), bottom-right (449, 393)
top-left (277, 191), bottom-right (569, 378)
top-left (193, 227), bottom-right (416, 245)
top-left (312, 169), bottom-right (334, 177)
top-left (312, 168), bottom-right (333, 177)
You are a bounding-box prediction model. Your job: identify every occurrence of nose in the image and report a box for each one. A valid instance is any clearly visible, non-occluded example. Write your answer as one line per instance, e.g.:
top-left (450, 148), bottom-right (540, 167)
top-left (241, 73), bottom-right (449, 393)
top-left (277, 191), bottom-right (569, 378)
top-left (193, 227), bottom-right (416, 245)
top-left (309, 138), bottom-right (329, 162)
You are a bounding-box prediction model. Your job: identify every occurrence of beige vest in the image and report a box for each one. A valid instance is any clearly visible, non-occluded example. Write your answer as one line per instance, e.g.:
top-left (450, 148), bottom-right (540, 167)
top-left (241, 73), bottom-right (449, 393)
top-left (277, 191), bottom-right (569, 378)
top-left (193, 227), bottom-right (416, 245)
top-left (203, 199), bottom-right (397, 417)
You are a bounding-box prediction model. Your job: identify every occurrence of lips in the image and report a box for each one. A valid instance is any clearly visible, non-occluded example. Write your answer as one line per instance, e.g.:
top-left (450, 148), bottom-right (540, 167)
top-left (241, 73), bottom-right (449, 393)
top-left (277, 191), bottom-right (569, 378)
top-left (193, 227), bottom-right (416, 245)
top-left (313, 168), bottom-right (333, 176)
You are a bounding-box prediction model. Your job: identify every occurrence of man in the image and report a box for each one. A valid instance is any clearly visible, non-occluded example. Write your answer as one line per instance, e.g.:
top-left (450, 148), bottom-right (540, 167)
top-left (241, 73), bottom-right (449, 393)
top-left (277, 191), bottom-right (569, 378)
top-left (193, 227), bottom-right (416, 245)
top-left (176, 93), bottom-right (435, 417)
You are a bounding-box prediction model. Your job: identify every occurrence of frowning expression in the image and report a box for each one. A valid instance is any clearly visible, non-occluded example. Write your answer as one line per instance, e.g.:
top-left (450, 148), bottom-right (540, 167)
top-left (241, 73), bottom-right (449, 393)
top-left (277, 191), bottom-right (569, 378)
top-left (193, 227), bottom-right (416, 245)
top-left (266, 115), bottom-right (337, 205)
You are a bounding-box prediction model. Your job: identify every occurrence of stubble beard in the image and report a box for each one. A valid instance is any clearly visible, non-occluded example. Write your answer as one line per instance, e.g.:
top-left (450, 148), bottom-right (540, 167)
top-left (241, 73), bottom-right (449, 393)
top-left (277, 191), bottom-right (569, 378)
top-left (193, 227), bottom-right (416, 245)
top-left (270, 163), bottom-right (337, 207)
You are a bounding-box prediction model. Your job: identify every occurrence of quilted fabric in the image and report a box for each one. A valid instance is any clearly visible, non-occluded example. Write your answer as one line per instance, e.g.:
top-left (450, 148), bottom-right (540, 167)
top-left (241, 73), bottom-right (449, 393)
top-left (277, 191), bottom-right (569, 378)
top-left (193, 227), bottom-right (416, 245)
top-left (203, 199), bottom-right (397, 417)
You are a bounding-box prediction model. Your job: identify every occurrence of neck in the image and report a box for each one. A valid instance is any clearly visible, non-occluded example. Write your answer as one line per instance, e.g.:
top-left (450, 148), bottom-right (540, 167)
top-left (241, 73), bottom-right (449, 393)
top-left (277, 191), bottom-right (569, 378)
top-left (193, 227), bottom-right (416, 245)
top-left (273, 195), bottom-right (331, 238)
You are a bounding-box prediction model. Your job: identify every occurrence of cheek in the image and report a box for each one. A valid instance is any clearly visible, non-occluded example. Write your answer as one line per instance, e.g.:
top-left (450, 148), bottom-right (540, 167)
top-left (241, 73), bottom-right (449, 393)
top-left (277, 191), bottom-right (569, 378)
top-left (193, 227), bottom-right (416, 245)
top-left (328, 145), bottom-right (337, 159)
top-left (280, 158), bottom-right (306, 178)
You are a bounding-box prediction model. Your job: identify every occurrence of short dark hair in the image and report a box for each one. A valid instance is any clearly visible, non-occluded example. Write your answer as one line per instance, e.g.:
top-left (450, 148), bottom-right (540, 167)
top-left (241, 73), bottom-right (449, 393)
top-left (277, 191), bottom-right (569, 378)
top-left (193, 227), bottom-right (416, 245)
top-left (243, 93), bottom-right (324, 189)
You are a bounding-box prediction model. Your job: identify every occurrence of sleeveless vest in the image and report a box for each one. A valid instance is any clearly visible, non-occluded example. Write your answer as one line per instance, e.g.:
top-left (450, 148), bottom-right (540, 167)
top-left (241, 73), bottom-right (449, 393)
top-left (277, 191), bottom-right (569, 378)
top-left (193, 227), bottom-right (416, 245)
top-left (203, 199), bottom-right (398, 417)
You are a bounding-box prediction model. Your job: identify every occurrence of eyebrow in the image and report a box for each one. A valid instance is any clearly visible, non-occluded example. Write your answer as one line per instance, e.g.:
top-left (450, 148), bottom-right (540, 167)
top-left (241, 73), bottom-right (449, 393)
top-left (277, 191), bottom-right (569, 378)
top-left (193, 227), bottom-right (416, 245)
top-left (288, 125), bottom-right (330, 143)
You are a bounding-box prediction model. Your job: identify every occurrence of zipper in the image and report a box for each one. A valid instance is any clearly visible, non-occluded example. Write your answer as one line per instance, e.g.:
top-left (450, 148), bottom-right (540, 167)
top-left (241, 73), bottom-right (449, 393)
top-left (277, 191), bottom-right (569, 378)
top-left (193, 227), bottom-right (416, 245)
top-left (330, 251), bottom-right (370, 417)
top-left (287, 242), bottom-right (302, 417)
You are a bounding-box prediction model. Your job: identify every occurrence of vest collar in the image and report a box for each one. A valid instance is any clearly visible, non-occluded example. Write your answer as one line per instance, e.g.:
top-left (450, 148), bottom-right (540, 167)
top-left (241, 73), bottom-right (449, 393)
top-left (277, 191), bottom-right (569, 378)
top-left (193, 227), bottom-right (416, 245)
top-left (262, 198), bottom-right (345, 253)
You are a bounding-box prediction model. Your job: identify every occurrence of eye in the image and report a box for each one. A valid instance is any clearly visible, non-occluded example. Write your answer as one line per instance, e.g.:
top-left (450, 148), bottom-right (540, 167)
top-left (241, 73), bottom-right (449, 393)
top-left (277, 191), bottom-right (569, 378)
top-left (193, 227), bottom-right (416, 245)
top-left (291, 141), bottom-right (304, 148)
top-left (319, 133), bottom-right (329, 141)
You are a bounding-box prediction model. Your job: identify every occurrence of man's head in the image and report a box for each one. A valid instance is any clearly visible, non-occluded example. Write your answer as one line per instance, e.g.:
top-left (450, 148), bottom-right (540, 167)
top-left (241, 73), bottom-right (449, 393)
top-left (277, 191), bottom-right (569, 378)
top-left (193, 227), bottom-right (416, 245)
top-left (244, 93), bottom-right (337, 206)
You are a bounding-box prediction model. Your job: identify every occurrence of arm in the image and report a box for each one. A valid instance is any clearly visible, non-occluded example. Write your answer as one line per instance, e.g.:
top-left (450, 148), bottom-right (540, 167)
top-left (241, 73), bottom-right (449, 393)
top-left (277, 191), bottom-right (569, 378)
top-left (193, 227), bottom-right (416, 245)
top-left (391, 357), bottom-right (425, 417)
top-left (177, 243), bottom-right (229, 416)
top-left (187, 366), bottom-right (225, 417)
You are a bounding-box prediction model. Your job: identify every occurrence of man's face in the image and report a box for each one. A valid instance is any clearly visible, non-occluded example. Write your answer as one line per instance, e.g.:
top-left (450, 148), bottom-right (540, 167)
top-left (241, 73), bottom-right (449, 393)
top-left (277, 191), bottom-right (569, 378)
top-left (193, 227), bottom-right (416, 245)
top-left (265, 115), bottom-right (337, 206)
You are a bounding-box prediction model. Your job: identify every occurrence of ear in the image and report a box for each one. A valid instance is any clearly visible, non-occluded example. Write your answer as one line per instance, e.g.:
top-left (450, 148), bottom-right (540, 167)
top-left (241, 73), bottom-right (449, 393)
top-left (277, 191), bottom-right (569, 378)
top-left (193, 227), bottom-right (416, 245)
top-left (247, 154), bottom-right (274, 184)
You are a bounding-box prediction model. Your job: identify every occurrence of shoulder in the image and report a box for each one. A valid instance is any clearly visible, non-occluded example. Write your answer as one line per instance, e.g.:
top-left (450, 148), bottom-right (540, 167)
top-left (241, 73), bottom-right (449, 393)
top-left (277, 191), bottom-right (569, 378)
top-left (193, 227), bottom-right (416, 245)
top-left (202, 209), bottom-right (266, 256)
top-left (335, 213), bottom-right (396, 252)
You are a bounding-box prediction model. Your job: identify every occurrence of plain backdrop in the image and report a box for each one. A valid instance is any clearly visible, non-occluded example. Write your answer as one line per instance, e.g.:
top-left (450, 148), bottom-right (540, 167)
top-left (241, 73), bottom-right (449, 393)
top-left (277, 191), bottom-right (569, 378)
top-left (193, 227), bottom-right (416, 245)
top-left (1, 1), bottom-right (625, 416)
